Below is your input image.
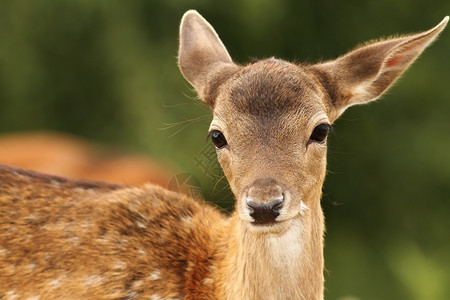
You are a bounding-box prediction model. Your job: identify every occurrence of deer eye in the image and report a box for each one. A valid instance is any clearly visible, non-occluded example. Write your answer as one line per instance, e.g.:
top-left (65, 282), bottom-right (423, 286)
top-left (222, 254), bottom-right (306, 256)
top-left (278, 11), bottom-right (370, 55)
top-left (209, 130), bottom-right (228, 149)
top-left (309, 124), bottom-right (331, 144)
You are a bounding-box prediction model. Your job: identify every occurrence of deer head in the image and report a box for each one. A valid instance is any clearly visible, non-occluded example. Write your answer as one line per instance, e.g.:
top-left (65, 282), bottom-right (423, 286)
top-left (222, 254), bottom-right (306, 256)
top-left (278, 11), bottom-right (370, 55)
top-left (178, 11), bottom-right (448, 234)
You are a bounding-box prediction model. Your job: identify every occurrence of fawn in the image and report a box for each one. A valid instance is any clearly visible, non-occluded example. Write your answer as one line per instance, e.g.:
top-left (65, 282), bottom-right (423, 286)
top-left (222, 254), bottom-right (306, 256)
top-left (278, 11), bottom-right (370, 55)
top-left (0, 131), bottom-right (171, 187)
top-left (0, 10), bottom-right (447, 300)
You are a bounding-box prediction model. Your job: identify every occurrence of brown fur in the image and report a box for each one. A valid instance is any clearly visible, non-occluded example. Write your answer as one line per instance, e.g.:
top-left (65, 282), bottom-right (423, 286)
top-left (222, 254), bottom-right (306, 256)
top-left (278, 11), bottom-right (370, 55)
top-left (0, 11), bottom-right (447, 300)
top-left (0, 164), bottom-right (224, 299)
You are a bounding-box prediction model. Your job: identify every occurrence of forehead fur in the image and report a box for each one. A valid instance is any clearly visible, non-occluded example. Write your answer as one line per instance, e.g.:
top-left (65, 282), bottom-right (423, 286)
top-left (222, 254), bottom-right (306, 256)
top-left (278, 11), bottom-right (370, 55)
top-left (226, 58), bottom-right (325, 118)
top-left (212, 59), bottom-right (328, 147)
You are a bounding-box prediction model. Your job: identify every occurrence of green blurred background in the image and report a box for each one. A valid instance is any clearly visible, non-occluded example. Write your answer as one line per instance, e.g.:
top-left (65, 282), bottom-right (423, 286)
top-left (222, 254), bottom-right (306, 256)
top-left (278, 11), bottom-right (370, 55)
top-left (1, 0), bottom-right (449, 299)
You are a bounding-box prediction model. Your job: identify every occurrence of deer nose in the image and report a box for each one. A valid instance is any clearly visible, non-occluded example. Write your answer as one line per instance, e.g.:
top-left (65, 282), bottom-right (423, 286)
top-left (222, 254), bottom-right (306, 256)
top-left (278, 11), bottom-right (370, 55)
top-left (246, 198), bottom-right (284, 224)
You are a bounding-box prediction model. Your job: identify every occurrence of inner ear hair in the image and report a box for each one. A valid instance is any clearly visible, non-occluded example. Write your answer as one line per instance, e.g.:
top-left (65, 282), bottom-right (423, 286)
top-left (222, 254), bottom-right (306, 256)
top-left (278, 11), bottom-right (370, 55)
top-left (313, 16), bottom-right (448, 119)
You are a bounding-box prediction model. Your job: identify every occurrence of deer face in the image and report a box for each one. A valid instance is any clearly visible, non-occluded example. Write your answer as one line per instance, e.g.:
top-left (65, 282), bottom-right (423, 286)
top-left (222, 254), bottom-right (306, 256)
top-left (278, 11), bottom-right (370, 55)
top-left (178, 10), bottom-right (448, 232)
top-left (209, 59), bottom-right (330, 229)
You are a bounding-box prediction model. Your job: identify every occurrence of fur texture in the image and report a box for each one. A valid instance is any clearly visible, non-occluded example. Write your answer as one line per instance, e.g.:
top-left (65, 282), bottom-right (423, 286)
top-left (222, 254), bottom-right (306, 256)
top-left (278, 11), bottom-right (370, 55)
top-left (0, 11), bottom-right (447, 300)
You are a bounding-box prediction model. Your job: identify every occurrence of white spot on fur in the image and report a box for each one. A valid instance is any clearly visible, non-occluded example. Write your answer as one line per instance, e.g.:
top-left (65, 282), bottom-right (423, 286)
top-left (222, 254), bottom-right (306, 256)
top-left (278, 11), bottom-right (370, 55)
top-left (181, 215), bottom-right (193, 227)
top-left (126, 291), bottom-right (138, 299)
top-left (132, 280), bottom-right (144, 289)
top-left (113, 261), bottom-right (127, 270)
top-left (48, 275), bottom-right (65, 289)
top-left (65, 222), bottom-right (75, 232)
top-left (69, 236), bottom-right (80, 246)
top-left (50, 180), bottom-right (61, 187)
top-left (202, 277), bottom-right (214, 285)
top-left (300, 201), bottom-right (309, 216)
top-left (186, 261), bottom-right (195, 272)
top-left (150, 295), bottom-right (162, 300)
top-left (73, 187), bottom-right (84, 193)
top-left (209, 264), bottom-right (217, 271)
top-left (97, 234), bottom-right (113, 244)
top-left (149, 269), bottom-right (161, 280)
top-left (137, 247), bottom-right (146, 256)
top-left (27, 213), bottom-right (39, 221)
top-left (135, 220), bottom-right (146, 229)
top-left (83, 275), bottom-right (104, 287)
top-left (26, 296), bottom-right (40, 300)
top-left (5, 290), bottom-right (19, 300)
top-left (25, 263), bottom-right (37, 272)
top-left (117, 238), bottom-right (129, 249)
top-left (0, 248), bottom-right (9, 256)
top-left (80, 221), bottom-right (91, 232)
top-left (128, 199), bottom-right (140, 211)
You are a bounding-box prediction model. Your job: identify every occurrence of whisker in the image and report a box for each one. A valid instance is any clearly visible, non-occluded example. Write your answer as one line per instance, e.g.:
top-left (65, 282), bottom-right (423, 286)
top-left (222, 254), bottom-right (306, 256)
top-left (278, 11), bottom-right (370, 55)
top-left (159, 115), bottom-right (210, 131)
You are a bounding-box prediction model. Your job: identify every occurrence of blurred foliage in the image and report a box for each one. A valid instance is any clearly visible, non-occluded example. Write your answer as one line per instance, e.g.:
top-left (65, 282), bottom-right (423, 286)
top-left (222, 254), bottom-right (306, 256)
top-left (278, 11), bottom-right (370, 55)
top-left (0, 0), bottom-right (449, 299)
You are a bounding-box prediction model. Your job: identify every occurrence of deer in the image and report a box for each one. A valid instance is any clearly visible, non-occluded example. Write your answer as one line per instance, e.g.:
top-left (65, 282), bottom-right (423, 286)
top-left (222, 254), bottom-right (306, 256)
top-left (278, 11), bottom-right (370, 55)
top-left (0, 131), bottom-right (172, 187)
top-left (0, 10), bottom-right (447, 300)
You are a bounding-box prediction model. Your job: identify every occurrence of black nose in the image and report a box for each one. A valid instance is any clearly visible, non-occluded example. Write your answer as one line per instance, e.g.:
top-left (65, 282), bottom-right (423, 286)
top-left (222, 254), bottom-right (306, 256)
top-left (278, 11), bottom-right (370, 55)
top-left (247, 198), bottom-right (284, 225)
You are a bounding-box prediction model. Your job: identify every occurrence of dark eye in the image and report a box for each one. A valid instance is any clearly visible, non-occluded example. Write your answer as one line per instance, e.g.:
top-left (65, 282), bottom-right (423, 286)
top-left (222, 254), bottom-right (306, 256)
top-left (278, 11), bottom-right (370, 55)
top-left (309, 124), bottom-right (331, 144)
top-left (209, 130), bottom-right (228, 149)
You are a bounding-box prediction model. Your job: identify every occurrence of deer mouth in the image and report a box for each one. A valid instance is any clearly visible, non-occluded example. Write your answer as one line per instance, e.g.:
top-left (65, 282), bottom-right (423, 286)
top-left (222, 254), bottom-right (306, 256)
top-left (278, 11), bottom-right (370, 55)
top-left (251, 219), bottom-right (279, 226)
top-left (244, 218), bottom-right (297, 235)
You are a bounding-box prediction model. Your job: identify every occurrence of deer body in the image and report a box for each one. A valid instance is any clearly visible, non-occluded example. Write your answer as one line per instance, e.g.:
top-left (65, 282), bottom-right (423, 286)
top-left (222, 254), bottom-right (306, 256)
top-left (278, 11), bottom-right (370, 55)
top-left (0, 11), bottom-right (448, 300)
top-left (0, 164), bottom-right (224, 299)
top-left (0, 164), bottom-right (317, 299)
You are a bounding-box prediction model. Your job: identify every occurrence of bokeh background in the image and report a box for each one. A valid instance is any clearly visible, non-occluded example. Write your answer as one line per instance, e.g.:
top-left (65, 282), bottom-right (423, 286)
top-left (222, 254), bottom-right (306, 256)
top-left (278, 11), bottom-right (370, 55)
top-left (1, 1), bottom-right (449, 299)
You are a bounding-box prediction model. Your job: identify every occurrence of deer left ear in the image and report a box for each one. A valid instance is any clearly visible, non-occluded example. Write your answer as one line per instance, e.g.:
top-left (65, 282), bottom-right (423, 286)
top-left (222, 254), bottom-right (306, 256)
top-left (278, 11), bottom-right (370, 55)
top-left (313, 16), bottom-right (448, 120)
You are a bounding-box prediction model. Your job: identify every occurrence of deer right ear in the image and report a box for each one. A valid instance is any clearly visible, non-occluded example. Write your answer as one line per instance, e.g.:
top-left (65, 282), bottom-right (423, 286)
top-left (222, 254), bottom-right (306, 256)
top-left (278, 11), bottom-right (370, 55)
top-left (178, 10), bottom-right (239, 108)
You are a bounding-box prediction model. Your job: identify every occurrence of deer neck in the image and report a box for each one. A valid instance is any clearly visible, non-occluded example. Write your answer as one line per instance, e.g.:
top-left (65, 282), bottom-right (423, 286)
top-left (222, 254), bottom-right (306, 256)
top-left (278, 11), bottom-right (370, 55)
top-left (214, 201), bottom-right (324, 300)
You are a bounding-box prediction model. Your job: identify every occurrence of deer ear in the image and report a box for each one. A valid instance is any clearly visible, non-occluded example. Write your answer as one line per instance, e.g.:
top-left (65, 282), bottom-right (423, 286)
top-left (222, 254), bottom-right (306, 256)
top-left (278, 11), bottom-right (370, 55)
top-left (178, 10), bottom-right (239, 107)
top-left (314, 16), bottom-right (448, 120)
